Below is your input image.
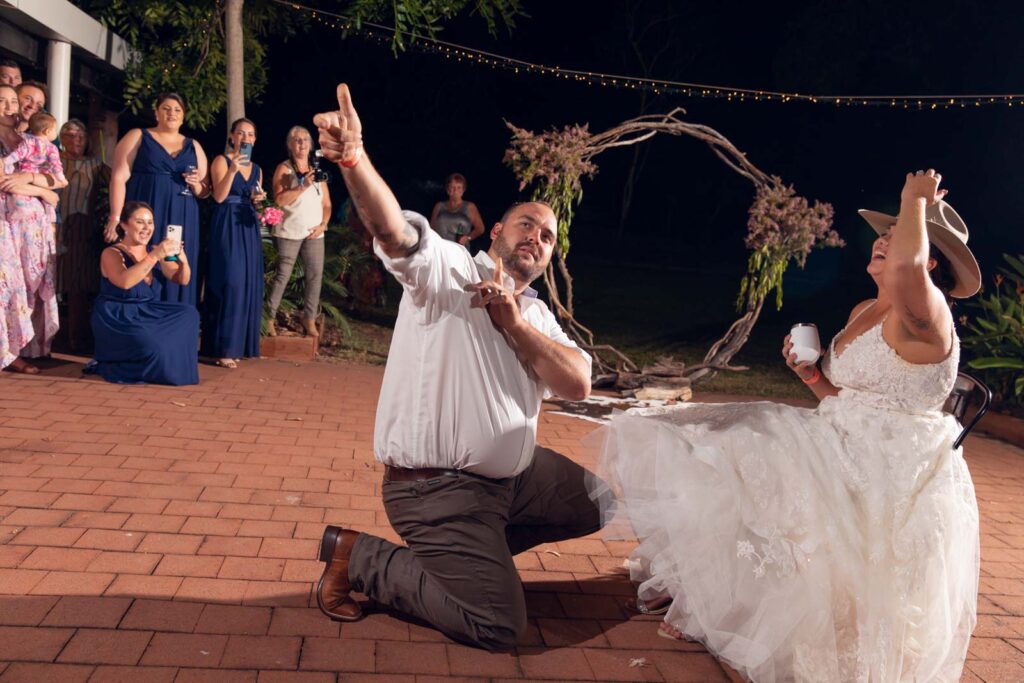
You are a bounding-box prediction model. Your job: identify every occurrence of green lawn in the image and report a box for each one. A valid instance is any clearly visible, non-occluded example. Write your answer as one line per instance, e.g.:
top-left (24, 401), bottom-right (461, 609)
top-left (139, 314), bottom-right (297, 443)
top-left (570, 260), bottom-right (841, 400)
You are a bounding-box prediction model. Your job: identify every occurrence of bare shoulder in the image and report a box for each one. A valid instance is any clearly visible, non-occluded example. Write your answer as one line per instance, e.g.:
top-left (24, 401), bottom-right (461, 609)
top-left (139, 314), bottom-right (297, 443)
top-left (847, 299), bottom-right (877, 324)
top-left (100, 245), bottom-right (127, 268)
top-left (117, 128), bottom-right (143, 148)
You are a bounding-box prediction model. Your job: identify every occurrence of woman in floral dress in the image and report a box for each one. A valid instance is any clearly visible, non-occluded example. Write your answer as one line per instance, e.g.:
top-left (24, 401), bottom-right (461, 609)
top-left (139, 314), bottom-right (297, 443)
top-left (0, 84), bottom-right (59, 372)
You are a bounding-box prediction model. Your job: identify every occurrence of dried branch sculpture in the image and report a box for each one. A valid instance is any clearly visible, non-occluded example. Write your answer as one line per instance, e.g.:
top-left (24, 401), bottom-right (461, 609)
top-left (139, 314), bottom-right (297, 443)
top-left (504, 108), bottom-right (843, 391)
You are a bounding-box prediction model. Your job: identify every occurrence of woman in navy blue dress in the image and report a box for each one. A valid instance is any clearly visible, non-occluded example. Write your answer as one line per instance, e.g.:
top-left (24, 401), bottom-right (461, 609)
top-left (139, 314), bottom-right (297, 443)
top-left (91, 201), bottom-right (199, 385)
top-left (105, 93), bottom-right (209, 306)
top-left (200, 118), bottom-right (265, 368)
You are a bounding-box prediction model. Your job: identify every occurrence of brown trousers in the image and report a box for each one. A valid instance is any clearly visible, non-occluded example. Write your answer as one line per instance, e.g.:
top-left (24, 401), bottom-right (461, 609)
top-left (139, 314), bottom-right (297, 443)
top-left (348, 446), bottom-right (615, 651)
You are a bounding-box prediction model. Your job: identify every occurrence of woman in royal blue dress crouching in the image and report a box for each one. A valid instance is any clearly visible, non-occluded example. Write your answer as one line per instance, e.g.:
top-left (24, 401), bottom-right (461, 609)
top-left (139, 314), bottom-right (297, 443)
top-left (90, 200), bottom-right (199, 385)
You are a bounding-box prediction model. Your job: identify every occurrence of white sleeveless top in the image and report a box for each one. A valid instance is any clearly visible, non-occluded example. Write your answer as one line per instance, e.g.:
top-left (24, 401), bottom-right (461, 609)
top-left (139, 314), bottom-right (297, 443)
top-left (274, 165), bottom-right (324, 240)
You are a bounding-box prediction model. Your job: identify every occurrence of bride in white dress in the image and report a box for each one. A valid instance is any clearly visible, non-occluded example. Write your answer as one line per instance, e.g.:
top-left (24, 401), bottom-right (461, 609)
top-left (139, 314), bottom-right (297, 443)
top-left (596, 170), bottom-right (982, 682)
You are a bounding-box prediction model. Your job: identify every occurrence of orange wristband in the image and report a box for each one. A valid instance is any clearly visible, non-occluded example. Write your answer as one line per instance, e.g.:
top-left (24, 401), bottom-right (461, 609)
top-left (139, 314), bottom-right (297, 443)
top-left (801, 367), bottom-right (821, 385)
top-left (339, 145), bottom-right (363, 169)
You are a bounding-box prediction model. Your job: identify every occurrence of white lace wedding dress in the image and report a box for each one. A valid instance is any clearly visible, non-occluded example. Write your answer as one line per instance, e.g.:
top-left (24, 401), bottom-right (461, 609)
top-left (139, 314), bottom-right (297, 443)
top-left (596, 321), bottom-right (979, 682)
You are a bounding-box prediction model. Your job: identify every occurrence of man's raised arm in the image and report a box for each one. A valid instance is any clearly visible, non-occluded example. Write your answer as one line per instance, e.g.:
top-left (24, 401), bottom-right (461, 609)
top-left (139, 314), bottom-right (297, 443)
top-left (314, 84), bottom-right (419, 258)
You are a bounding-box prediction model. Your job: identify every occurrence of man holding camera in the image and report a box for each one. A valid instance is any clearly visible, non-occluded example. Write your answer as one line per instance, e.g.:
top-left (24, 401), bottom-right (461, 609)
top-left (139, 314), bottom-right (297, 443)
top-left (311, 84), bottom-right (615, 651)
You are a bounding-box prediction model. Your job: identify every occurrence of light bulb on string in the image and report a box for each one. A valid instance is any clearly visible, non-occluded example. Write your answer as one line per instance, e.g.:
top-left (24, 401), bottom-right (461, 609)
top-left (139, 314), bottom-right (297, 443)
top-left (286, 0), bottom-right (1023, 111)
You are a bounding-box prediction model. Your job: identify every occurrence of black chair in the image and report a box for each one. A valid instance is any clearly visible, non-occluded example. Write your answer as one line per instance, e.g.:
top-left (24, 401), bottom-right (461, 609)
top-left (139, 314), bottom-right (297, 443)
top-left (944, 371), bottom-right (992, 450)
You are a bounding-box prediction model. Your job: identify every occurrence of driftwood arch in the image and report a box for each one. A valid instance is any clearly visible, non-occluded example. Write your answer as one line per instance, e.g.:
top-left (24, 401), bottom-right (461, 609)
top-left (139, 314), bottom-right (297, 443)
top-left (504, 107), bottom-right (842, 391)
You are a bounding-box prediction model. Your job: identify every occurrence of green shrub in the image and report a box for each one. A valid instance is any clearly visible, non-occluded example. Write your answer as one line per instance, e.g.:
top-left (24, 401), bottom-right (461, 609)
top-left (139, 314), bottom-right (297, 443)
top-left (262, 222), bottom-right (376, 335)
top-left (961, 253), bottom-right (1024, 409)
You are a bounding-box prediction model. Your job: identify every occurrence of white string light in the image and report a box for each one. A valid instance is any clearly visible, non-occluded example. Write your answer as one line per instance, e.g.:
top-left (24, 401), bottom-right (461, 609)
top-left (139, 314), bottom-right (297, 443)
top-left (275, 0), bottom-right (1024, 110)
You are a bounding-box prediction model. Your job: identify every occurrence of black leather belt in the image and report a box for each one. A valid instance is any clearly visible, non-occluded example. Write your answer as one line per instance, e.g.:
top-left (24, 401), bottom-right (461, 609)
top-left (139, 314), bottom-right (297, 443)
top-left (383, 465), bottom-right (459, 483)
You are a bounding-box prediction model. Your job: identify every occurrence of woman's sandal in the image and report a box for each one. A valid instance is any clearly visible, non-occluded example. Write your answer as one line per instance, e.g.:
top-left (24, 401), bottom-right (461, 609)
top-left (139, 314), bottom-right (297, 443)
top-left (215, 358), bottom-right (238, 369)
top-left (5, 358), bottom-right (40, 374)
top-left (627, 596), bottom-right (672, 616)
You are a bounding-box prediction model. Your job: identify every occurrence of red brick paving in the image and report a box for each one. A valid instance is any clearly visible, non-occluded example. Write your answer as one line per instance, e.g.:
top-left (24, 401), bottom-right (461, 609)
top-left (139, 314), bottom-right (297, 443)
top-left (1, 356), bottom-right (1023, 681)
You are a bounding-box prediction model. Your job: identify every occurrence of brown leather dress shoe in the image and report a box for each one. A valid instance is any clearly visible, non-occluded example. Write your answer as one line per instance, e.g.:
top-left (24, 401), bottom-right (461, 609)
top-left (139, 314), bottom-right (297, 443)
top-left (316, 525), bottom-right (363, 622)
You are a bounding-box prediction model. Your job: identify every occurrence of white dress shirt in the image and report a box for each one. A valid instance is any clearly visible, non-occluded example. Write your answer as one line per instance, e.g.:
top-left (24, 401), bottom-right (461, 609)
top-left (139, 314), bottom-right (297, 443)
top-left (373, 212), bottom-right (591, 479)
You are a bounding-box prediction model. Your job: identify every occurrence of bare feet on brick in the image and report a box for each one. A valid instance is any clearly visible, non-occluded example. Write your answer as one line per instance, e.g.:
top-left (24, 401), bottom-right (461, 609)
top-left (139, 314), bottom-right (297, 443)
top-left (658, 620), bottom-right (689, 641)
top-left (5, 358), bottom-right (39, 374)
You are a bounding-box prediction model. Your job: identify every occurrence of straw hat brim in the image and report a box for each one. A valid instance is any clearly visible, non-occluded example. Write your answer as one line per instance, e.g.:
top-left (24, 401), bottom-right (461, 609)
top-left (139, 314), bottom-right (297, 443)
top-left (857, 209), bottom-right (981, 298)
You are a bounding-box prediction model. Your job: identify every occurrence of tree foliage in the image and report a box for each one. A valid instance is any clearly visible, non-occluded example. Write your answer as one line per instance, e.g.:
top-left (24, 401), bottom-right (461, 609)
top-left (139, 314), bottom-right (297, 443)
top-left (74, 0), bottom-right (523, 130)
top-left (344, 0), bottom-right (523, 51)
top-left (73, 0), bottom-right (302, 129)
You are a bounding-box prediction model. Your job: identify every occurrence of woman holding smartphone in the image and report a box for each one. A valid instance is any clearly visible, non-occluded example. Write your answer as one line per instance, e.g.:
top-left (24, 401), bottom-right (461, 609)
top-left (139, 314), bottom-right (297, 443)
top-left (106, 92), bottom-right (209, 306)
top-left (200, 118), bottom-right (265, 369)
top-left (90, 201), bottom-right (198, 385)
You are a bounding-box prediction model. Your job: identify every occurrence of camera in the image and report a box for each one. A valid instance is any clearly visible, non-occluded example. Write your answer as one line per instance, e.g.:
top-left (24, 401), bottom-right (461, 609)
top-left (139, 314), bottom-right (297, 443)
top-left (311, 150), bottom-right (330, 184)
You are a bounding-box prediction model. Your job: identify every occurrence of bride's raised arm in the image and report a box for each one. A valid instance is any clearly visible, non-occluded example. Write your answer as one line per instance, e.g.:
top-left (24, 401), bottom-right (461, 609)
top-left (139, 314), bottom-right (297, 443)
top-left (883, 170), bottom-right (954, 349)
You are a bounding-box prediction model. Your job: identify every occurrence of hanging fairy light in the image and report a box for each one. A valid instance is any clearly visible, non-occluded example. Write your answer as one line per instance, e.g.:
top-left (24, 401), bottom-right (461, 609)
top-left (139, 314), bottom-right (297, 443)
top-left (275, 0), bottom-right (1024, 110)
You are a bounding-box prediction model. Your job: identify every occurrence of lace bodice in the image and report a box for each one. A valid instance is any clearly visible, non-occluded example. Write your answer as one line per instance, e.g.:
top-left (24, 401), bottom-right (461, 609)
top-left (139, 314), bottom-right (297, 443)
top-left (823, 321), bottom-right (958, 414)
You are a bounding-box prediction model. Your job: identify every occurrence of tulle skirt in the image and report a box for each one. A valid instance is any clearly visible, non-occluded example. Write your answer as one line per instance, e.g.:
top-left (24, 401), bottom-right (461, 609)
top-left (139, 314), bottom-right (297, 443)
top-left (593, 396), bottom-right (979, 682)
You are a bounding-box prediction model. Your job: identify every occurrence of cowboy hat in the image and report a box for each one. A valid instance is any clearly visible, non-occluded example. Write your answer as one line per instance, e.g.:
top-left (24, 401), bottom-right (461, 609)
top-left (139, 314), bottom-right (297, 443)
top-left (857, 199), bottom-right (981, 298)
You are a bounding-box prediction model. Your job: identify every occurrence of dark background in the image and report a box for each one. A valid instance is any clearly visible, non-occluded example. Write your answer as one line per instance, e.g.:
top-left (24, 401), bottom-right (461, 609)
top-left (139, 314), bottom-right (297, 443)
top-left (131, 0), bottom-right (1024, 350)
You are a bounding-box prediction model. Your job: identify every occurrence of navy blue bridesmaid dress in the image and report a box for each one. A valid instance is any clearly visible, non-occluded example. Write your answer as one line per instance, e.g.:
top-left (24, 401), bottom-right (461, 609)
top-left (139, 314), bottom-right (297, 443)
top-left (91, 248), bottom-right (199, 385)
top-left (200, 164), bottom-right (264, 360)
top-left (125, 129), bottom-right (201, 306)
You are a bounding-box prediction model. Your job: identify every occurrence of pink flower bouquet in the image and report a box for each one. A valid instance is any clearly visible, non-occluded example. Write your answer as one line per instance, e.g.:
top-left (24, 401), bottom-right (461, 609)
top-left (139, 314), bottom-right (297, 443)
top-left (259, 206), bottom-right (284, 227)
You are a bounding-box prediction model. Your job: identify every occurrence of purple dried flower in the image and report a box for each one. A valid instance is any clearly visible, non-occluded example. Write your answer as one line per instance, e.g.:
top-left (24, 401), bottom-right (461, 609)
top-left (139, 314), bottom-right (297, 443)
top-left (746, 180), bottom-right (842, 265)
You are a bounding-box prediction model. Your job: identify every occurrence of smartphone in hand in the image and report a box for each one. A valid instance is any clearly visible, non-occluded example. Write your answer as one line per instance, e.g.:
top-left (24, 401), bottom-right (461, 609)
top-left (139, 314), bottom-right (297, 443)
top-left (238, 142), bottom-right (253, 166)
top-left (164, 224), bottom-right (183, 262)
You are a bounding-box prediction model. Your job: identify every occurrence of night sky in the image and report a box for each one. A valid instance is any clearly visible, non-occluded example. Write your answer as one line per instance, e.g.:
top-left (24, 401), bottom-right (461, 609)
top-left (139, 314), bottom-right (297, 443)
top-left (134, 0), bottom-right (1024, 337)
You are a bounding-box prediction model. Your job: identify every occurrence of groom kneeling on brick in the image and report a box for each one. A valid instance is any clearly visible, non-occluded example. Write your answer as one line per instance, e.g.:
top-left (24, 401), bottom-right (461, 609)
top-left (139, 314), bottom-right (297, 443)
top-left (311, 84), bottom-right (615, 650)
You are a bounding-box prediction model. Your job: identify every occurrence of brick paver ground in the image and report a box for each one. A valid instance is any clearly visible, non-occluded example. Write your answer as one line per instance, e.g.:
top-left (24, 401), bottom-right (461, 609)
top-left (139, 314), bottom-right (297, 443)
top-left (2, 356), bottom-right (1023, 682)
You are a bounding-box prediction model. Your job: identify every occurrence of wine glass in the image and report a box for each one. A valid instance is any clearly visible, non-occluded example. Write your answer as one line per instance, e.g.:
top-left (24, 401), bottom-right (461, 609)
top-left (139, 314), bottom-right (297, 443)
top-left (252, 180), bottom-right (267, 204)
top-left (180, 164), bottom-right (197, 196)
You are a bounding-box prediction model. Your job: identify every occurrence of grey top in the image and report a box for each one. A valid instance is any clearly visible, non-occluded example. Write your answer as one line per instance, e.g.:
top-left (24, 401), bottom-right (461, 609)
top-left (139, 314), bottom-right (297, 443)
top-left (434, 201), bottom-right (472, 242)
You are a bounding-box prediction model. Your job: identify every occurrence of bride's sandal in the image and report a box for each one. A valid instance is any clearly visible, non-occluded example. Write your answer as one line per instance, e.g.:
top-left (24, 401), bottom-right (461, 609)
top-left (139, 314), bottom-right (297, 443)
top-left (628, 596), bottom-right (672, 616)
top-left (657, 621), bottom-right (687, 641)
